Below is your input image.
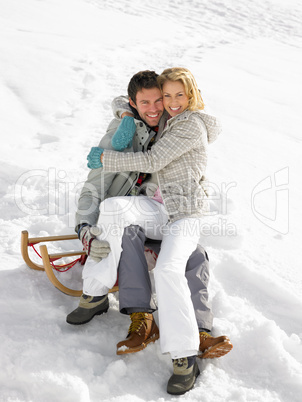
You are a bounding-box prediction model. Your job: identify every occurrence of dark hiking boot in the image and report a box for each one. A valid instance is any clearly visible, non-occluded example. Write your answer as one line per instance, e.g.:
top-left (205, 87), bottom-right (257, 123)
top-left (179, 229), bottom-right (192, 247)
top-left (167, 356), bottom-right (200, 395)
top-left (198, 331), bottom-right (233, 359)
top-left (66, 294), bottom-right (109, 325)
top-left (116, 312), bottom-right (159, 355)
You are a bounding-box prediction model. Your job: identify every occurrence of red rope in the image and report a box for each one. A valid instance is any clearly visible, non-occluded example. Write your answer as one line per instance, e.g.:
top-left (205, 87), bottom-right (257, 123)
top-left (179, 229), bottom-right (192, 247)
top-left (29, 244), bottom-right (81, 272)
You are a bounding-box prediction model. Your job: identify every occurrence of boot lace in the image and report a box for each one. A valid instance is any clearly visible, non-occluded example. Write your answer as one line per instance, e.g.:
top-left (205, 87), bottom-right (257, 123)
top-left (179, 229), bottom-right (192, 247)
top-left (200, 331), bottom-right (212, 340)
top-left (174, 358), bottom-right (185, 367)
top-left (128, 312), bottom-right (148, 334)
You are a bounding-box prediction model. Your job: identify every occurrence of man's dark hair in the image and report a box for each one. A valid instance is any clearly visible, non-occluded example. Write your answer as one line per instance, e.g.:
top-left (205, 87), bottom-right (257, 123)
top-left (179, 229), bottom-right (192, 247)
top-left (127, 70), bottom-right (159, 104)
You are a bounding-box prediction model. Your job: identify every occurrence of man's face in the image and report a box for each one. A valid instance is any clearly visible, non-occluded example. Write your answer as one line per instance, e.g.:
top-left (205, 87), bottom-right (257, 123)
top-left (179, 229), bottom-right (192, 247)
top-left (129, 87), bottom-right (164, 127)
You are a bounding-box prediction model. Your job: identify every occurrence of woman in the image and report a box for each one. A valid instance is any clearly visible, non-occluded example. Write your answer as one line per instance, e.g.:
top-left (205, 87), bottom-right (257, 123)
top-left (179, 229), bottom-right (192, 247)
top-left (86, 67), bottom-right (221, 394)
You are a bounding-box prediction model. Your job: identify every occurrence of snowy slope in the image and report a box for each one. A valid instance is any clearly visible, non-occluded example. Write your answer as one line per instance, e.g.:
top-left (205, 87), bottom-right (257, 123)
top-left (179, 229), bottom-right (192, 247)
top-left (1, 0), bottom-right (302, 401)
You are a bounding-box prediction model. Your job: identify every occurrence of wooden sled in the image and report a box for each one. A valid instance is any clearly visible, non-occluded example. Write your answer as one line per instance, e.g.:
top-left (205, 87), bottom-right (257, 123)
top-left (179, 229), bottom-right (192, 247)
top-left (21, 230), bottom-right (118, 297)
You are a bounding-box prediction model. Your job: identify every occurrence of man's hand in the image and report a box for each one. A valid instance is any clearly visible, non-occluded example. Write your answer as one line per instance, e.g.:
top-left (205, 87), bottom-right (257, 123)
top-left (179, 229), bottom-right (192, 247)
top-left (111, 116), bottom-right (136, 151)
top-left (87, 147), bottom-right (103, 169)
top-left (79, 225), bottom-right (111, 262)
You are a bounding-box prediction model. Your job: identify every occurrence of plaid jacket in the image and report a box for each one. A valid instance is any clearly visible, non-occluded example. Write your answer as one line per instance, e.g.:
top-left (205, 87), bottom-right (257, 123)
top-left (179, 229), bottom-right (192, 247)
top-left (103, 109), bottom-right (221, 222)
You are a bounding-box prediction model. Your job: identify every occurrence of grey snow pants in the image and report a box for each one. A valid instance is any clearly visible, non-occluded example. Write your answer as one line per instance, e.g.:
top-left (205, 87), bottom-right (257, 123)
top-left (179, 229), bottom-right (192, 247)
top-left (118, 225), bottom-right (213, 332)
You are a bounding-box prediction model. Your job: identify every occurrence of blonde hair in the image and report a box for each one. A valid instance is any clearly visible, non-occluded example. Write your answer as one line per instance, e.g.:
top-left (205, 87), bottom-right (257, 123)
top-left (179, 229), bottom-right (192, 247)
top-left (157, 67), bottom-right (204, 111)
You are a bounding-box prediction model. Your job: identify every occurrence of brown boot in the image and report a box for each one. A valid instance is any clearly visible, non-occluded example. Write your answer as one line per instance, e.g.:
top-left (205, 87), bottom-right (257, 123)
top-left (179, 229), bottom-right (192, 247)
top-left (116, 312), bottom-right (159, 355)
top-left (198, 331), bottom-right (233, 359)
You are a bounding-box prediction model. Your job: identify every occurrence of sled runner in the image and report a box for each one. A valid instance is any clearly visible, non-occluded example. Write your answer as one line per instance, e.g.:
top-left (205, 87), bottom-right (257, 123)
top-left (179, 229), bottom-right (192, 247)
top-left (21, 230), bottom-right (119, 297)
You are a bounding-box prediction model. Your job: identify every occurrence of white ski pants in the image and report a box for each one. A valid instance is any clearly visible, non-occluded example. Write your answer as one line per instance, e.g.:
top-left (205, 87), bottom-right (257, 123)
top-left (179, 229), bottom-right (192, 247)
top-left (82, 196), bottom-right (200, 358)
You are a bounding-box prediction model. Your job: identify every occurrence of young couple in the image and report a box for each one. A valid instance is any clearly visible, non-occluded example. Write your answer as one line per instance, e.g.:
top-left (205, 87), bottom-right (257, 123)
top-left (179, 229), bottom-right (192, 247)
top-left (69, 68), bottom-right (232, 395)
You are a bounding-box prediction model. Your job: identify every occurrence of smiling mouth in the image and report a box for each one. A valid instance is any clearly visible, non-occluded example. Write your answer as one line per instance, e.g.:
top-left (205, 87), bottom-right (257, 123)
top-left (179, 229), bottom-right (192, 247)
top-left (170, 107), bottom-right (181, 111)
top-left (147, 114), bottom-right (159, 118)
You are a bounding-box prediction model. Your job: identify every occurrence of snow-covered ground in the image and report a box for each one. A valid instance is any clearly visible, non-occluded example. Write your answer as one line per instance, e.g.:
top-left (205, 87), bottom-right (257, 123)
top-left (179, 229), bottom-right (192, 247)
top-left (1, 0), bottom-right (302, 401)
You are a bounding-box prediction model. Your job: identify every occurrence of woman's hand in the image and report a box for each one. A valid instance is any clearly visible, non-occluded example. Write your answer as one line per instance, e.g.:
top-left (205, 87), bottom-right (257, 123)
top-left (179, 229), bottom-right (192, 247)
top-left (87, 147), bottom-right (104, 169)
top-left (111, 116), bottom-right (136, 151)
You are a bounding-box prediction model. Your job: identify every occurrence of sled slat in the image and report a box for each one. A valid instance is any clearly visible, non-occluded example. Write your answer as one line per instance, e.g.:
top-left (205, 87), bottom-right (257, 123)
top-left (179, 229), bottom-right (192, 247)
top-left (48, 251), bottom-right (86, 260)
top-left (28, 234), bottom-right (78, 245)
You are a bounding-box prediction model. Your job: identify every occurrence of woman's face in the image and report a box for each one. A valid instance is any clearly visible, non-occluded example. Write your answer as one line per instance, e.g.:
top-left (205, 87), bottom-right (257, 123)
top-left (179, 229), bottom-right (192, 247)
top-left (162, 80), bottom-right (189, 117)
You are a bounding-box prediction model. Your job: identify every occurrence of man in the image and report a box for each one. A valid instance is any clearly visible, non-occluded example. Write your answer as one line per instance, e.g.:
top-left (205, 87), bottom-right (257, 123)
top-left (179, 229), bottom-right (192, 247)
top-left (68, 71), bottom-right (232, 393)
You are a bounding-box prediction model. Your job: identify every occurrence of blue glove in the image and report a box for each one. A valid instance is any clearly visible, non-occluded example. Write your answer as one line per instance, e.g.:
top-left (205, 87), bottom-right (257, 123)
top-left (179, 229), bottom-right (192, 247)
top-left (87, 147), bottom-right (104, 169)
top-left (111, 116), bottom-right (136, 151)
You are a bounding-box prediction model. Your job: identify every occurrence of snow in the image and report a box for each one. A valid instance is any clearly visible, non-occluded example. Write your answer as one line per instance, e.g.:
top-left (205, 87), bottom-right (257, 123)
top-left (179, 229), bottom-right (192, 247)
top-left (1, 0), bottom-right (302, 401)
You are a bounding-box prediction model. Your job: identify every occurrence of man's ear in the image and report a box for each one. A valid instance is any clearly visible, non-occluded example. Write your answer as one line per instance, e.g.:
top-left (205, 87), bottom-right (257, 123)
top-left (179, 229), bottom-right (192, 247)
top-left (129, 98), bottom-right (137, 109)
